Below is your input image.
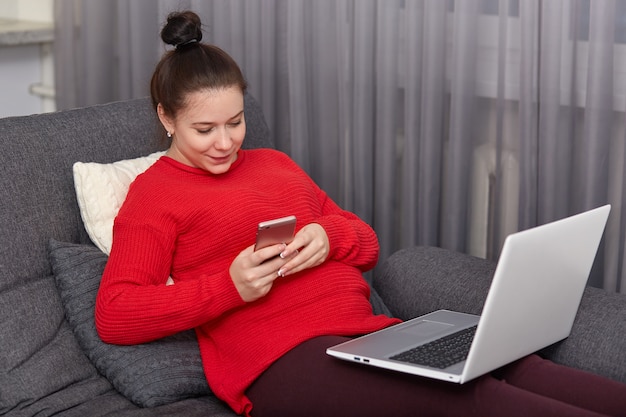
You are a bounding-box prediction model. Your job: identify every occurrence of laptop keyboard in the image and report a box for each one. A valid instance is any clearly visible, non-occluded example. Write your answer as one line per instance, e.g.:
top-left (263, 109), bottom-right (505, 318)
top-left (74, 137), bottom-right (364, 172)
top-left (390, 325), bottom-right (478, 369)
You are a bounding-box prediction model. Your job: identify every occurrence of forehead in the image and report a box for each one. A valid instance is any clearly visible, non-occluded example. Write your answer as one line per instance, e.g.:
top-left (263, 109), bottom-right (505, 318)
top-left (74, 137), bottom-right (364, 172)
top-left (177, 87), bottom-right (244, 122)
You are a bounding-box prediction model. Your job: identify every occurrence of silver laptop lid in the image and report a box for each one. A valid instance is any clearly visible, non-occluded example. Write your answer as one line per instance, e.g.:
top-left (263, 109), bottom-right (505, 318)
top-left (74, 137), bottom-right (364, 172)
top-left (461, 204), bottom-right (611, 382)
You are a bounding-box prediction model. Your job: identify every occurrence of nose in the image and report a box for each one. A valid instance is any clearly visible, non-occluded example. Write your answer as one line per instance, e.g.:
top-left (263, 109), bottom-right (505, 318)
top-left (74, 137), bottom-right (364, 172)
top-left (215, 127), bottom-right (231, 150)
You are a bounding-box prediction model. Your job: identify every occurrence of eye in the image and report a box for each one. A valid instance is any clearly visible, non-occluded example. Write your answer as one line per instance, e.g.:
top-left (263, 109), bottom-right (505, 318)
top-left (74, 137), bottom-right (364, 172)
top-left (196, 127), bottom-right (214, 134)
top-left (228, 120), bottom-right (242, 127)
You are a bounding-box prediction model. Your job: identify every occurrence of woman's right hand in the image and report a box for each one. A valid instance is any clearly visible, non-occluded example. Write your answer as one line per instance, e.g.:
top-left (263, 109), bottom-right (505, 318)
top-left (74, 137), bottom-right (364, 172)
top-left (229, 243), bottom-right (289, 302)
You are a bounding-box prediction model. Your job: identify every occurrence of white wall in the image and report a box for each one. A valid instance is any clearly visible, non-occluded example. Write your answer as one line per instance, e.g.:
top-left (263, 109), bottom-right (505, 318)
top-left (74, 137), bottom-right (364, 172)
top-left (0, 0), bottom-right (53, 22)
top-left (0, 0), bottom-right (54, 117)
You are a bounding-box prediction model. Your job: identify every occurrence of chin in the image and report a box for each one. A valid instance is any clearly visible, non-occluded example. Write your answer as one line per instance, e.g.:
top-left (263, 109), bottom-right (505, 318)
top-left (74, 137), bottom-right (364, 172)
top-left (205, 164), bottom-right (233, 175)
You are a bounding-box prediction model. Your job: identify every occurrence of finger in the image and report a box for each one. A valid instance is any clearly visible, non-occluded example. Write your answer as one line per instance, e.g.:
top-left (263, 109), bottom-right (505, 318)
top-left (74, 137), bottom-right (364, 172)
top-left (279, 248), bottom-right (298, 260)
top-left (280, 238), bottom-right (305, 258)
top-left (278, 247), bottom-right (324, 277)
top-left (281, 225), bottom-right (318, 257)
top-left (254, 243), bottom-right (287, 265)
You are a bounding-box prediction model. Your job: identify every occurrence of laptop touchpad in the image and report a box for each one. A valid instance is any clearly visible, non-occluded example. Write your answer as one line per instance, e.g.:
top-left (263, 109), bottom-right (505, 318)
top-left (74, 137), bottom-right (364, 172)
top-left (400, 320), bottom-right (453, 336)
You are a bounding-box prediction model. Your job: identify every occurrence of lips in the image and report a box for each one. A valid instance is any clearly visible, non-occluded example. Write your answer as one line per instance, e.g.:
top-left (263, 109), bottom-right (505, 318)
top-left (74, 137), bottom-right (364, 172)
top-left (208, 154), bottom-right (233, 164)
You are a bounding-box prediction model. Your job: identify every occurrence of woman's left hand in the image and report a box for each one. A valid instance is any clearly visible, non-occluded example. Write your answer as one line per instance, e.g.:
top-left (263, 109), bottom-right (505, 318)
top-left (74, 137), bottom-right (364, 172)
top-left (276, 223), bottom-right (329, 277)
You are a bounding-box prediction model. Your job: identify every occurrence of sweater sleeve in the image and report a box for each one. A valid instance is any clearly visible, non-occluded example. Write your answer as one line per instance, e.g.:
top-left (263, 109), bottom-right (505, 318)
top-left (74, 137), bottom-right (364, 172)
top-left (95, 213), bottom-right (246, 345)
top-left (314, 190), bottom-right (380, 272)
top-left (272, 152), bottom-right (380, 272)
top-left (271, 161), bottom-right (378, 272)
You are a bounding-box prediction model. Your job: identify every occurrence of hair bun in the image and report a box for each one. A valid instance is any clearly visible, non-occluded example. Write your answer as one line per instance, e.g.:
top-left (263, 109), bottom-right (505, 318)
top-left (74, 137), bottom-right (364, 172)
top-left (161, 11), bottom-right (203, 48)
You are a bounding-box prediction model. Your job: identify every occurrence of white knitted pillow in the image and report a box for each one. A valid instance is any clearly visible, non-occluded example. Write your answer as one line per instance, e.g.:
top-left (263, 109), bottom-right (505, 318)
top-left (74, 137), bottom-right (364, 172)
top-left (73, 151), bottom-right (166, 254)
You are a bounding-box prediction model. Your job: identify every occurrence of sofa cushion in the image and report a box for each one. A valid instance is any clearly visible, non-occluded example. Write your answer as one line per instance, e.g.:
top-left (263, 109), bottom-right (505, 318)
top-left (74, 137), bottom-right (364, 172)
top-left (48, 239), bottom-right (211, 407)
top-left (73, 151), bottom-right (165, 254)
top-left (0, 274), bottom-right (122, 415)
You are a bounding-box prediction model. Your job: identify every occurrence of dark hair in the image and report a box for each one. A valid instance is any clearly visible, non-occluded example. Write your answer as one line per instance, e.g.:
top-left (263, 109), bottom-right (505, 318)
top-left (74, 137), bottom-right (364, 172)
top-left (150, 11), bottom-right (248, 118)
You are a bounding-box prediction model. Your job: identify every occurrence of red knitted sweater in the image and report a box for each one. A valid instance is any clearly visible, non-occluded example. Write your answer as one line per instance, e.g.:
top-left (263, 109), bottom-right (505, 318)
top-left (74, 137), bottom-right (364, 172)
top-left (95, 149), bottom-right (399, 415)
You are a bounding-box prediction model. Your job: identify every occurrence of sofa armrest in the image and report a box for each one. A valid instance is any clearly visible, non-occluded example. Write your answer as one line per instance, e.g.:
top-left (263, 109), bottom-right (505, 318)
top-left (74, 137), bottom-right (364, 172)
top-left (374, 246), bottom-right (626, 384)
top-left (374, 246), bottom-right (494, 320)
top-left (542, 286), bottom-right (626, 384)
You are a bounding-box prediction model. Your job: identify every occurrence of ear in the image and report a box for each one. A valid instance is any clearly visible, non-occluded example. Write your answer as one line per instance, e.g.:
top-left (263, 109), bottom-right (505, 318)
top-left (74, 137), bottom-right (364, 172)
top-left (157, 103), bottom-right (175, 136)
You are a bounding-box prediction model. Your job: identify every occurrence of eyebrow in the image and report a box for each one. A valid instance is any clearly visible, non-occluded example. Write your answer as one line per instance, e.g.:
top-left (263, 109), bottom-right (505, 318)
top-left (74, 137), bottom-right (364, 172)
top-left (190, 110), bottom-right (244, 126)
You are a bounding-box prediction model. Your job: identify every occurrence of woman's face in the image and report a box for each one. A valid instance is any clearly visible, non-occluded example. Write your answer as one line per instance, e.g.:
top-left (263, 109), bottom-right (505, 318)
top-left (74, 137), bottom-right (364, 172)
top-left (159, 86), bottom-right (246, 175)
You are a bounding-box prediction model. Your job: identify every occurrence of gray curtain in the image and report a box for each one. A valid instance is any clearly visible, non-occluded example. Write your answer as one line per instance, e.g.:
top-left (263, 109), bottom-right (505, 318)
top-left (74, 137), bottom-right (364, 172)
top-left (54, 0), bottom-right (626, 294)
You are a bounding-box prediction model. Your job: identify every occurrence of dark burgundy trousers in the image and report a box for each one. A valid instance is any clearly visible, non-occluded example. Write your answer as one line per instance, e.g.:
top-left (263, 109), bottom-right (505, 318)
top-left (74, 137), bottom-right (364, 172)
top-left (247, 336), bottom-right (626, 417)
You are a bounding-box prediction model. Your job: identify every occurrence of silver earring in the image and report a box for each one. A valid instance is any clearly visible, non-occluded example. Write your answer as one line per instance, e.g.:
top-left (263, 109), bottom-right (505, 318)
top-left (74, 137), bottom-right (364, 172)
top-left (166, 131), bottom-right (172, 138)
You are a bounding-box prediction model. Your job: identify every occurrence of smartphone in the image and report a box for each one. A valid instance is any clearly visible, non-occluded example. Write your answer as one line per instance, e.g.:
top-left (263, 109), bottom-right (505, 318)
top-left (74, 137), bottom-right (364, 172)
top-left (254, 215), bottom-right (297, 251)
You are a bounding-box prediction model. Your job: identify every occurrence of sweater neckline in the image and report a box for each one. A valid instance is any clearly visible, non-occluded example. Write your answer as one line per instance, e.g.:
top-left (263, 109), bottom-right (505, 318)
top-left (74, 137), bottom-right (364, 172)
top-left (159, 150), bottom-right (246, 176)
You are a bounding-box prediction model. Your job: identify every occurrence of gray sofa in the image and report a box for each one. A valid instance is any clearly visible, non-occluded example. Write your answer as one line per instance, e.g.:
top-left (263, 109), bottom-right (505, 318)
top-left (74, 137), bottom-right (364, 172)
top-left (1, 96), bottom-right (624, 416)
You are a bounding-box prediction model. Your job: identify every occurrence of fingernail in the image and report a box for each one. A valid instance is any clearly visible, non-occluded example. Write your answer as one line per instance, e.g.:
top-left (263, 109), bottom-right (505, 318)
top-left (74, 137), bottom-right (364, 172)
top-left (278, 268), bottom-right (286, 277)
top-left (279, 252), bottom-right (286, 259)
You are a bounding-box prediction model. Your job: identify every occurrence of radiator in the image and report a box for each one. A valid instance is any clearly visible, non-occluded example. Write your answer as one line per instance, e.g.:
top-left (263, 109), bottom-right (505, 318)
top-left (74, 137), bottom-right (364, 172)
top-left (468, 144), bottom-right (519, 259)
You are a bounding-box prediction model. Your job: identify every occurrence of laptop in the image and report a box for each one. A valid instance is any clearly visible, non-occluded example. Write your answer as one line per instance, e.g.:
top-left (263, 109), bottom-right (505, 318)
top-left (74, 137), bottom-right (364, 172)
top-left (326, 205), bottom-right (611, 384)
